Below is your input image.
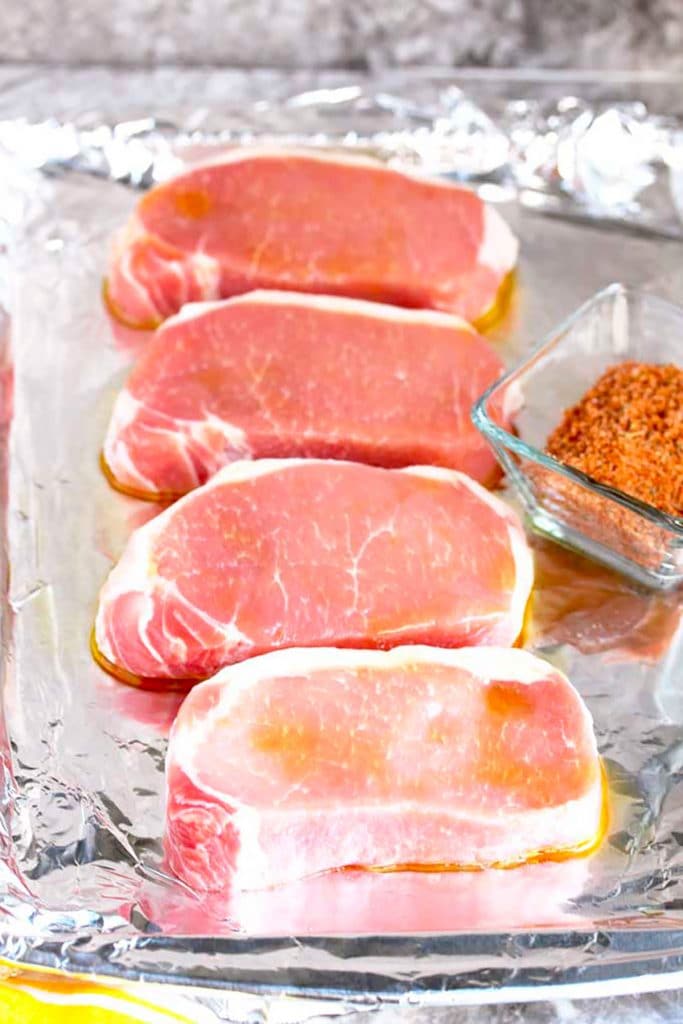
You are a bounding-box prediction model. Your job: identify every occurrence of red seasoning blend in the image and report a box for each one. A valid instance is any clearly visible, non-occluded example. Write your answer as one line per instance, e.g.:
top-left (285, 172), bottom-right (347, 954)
top-left (546, 362), bottom-right (683, 518)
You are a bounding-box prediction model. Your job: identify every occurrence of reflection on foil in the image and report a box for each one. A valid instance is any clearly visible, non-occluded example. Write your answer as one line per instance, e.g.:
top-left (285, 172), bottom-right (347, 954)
top-left (529, 539), bottom-right (682, 664)
top-left (0, 117), bottom-right (181, 189)
top-left (558, 106), bottom-right (657, 208)
top-left (0, 88), bottom-right (681, 1007)
top-left (503, 97), bottom-right (683, 238)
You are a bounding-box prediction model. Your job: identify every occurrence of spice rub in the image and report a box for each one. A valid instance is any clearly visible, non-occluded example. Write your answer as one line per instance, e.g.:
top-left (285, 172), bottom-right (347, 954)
top-left (546, 362), bottom-right (683, 518)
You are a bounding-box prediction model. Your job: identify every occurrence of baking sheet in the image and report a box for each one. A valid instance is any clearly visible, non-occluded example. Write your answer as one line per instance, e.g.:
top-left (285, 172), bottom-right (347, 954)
top-left (0, 77), bottom-right (682, 1008)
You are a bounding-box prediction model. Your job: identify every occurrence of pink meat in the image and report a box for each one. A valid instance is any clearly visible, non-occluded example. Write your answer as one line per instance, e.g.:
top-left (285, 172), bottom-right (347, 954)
top-left (105, 149), bottom-right (518, 329)
top-left (94, 459), bottom-right (533, 681)
top-left (103, 291), bottom-right (512, 498)
top-left (164, 645), bottom-right (603, 891)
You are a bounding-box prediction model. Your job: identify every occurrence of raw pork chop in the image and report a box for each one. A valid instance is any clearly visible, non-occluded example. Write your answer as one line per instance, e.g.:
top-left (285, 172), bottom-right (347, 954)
top-left (105, 149), bottom-right (518, 329)
top-left (164, 645), bottom-right (603, 891)
top-left (103, 291), bottom-right (511, 498)
top-left (94, 459), bottom-right (533, 681)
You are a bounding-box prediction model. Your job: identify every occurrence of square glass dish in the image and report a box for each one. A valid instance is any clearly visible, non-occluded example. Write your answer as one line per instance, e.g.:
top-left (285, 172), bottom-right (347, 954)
top-left (473, 283), bottom-right (683, 589)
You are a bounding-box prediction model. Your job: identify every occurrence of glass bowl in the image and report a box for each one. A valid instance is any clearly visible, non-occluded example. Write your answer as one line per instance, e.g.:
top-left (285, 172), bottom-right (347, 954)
top-left (472, 283), bottom-right (683, 589)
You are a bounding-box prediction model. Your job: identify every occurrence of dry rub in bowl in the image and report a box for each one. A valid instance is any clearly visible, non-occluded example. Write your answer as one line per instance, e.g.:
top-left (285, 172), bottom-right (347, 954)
top-left (472, 283), bottom-right (683, 590)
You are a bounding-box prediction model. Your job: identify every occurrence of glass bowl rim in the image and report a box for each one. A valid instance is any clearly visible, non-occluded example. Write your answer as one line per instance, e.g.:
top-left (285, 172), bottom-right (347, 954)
top-left (471, 281), bottom-right (683, 537)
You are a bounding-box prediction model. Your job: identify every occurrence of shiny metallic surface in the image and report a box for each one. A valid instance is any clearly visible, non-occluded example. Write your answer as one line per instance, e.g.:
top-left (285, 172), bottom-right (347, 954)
top-left (0, 75), bottom-right (681, 1009)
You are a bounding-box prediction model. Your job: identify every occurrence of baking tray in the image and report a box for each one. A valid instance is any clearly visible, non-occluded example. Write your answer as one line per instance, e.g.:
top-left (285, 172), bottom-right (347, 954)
top-left (0, 74), bottom-right (682, 1010)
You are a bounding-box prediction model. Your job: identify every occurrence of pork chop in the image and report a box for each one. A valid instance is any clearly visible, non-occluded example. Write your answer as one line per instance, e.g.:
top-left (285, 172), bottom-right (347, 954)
top-left (164, 645), bottom-right (603, 891)
top-left (105, 149), bottom-right (518, 329)
top-left (103, 291), bottom-right (511, 498)
top-left (94, 459), bottom-right (533, 682)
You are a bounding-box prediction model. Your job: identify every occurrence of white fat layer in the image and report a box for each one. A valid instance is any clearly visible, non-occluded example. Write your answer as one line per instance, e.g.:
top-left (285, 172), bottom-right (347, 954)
top-left (94, 513), bottom-right (166, 663)
top-left (103, 390), bottom-right (159, 492)
top-left (167, 144), bottom-right (493, 194)
top-left (478, 202), bottom-right (519, 275)
top-left (100, 463), bottom-right (312, 623)
top-left (104, 390), bottom-right (252, 492)
top-left (110, 214), bottom-right (221, 312)
top-left (201, 644), bottom-right (568, 703)
top-left (227, 780), bottom-right (604, 890)
top-left (186, 411), bottom-right (251, 458)
top-left (115, 242), bottom-right (162, 318)
top-left (162, 289), bottom-right (476, 333)
top-left (188, 251), bottom-right (222, 296)
top-left (96, 504), bottom-right (251, 667)
top-left (507, 521), bottom-right (535, 640)
top-left (107, 440), bottom-right (159, 494)
top-left (398, 464), bottom-right (473, 487)
top-left (96, 469), bottom-right (311, 669)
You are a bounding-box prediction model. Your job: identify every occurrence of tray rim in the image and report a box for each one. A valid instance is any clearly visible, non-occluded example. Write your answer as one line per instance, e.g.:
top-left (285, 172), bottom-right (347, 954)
top-left (4, 922), bottom-right (683, 1003)
top-left (2, 83), bottom-right (683, 1003)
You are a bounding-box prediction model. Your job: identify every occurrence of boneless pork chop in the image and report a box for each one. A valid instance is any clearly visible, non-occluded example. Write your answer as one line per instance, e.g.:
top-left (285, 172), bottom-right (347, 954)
top-left (103, 291), bottom-right (512, 498)
top-left (94, 459), bottom-right (533, 682)
top-left (165, 646), bottom-right (603, 891)
top-left (105, 149), bottom-right (518, 329)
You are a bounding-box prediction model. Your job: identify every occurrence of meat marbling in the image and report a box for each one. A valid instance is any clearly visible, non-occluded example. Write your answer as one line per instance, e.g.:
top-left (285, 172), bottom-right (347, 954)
top-left (105, 149), bottom-right (518, 329)
top-left (94, 459), bottom-right (533, 682)
top-left (103, 290), bottom-right (512, 498)
top-left (164, 645), bottom-right (603, 891)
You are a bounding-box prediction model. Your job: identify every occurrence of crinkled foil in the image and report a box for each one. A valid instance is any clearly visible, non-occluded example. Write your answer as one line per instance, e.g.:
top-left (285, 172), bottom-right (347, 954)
top-left (1, 82), bottom-right (682, 235)
top-left (0, 78), bottom-right (682, 1013)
